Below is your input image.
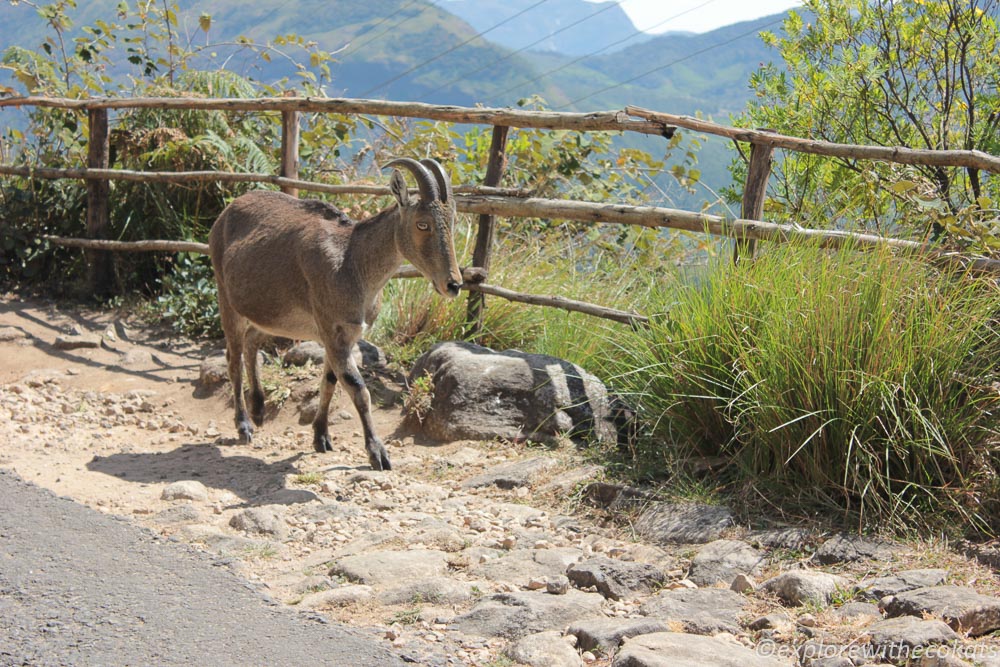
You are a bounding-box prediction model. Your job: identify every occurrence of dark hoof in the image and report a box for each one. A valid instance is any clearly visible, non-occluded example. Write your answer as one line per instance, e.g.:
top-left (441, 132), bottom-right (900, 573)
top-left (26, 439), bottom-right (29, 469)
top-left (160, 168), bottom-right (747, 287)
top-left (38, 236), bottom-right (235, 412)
top-left (237, 421), bottom-right (254, 444)
top-left (367, 442), bottom-right (392, 471)
top-left (313, 433), bottom-right (333, 453)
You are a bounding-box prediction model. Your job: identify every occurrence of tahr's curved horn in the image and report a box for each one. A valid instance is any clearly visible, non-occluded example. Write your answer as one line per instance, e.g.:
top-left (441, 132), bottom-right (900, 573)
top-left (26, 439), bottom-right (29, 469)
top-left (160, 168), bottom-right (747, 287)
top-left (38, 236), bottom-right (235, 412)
top-left (383, 157), bottom-right (438, 202)
top-left (419, 158), bottom-right (453, 204)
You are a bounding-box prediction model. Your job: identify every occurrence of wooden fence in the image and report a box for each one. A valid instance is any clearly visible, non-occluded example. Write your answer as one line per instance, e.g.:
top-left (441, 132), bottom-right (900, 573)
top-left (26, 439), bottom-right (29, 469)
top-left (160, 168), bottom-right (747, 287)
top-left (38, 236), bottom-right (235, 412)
top-left (2, 95), bottom-right (999, 334)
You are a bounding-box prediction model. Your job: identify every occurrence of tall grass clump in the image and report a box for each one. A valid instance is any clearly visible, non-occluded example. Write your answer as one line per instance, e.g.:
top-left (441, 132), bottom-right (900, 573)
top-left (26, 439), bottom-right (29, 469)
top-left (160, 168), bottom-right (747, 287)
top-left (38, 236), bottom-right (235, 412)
top-left (608, 241), bottom-right (1000, 534)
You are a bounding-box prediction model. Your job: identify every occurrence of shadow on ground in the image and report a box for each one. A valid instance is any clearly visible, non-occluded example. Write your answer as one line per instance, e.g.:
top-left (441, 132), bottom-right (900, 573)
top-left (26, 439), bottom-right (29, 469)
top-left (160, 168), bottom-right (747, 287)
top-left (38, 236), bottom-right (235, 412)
top-left (86, 442), bottom-right (313, 507)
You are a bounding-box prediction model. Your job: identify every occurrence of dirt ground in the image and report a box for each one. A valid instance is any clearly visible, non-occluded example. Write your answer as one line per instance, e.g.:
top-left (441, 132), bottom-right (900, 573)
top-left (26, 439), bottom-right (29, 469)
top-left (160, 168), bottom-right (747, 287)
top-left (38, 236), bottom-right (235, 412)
top-left (0, 291), bottom-right (613, 664)
top-left (0, 287), bottom-right (452, 493)
top-left (4, 291), bottom-right (1000, 667)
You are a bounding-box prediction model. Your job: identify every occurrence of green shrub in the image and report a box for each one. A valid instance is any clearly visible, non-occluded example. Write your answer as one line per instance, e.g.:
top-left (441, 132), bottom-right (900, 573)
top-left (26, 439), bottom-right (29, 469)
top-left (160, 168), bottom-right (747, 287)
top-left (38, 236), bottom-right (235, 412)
top-left (607, 242), bottom-right (1000, 534)
top-left (154, 253), bottom-right (221, 338)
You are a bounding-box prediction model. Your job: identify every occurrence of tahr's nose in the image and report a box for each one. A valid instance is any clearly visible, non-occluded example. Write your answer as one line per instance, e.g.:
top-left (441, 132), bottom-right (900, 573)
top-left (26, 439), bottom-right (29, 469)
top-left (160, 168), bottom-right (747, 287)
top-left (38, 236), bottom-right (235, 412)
top-left (446, 280), bottom-right (462, 297)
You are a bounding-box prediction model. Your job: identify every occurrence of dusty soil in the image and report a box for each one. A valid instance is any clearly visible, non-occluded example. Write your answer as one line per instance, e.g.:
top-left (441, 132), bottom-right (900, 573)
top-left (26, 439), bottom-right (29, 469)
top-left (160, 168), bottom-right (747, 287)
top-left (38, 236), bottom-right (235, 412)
top-left (2, 291), bottom-right (1000, 667)
top-left (0, 292), bottom-right (618, 664)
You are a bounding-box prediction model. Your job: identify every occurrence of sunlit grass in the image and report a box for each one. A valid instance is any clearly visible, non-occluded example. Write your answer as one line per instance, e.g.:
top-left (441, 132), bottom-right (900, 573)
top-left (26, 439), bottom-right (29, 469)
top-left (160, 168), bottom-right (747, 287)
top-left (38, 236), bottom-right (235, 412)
top-left (604, 241), bottom-right (1000, 534)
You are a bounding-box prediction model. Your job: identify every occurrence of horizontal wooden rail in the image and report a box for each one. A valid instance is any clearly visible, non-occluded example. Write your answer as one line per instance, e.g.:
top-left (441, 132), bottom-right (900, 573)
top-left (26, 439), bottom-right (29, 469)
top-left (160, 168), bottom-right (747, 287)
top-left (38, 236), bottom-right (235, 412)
top-left (43, 235), bottom-right (209, 254)
top-left (458, 194), bottom-right (1000, 274)
top-left (0, 165), bottom-right (532, 198)
top-left (42, 185), bottom-right (1000, 276)
top-left (466, 283), bottom-right (646, 327)
top-left (42, 235), bottom-right (645, 326)
top-left (0, 96), bottom-right (675, 137)
top-left (627, 106), bottom-right (1000, 175)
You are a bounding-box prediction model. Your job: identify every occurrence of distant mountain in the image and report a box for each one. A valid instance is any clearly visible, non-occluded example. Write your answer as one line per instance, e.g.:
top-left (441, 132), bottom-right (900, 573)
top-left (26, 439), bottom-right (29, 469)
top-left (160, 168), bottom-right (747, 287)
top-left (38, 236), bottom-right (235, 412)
top-left (1, 0), bottom-right (793, 204)
top-left (1, 0), bottom-right (785, 112)
top-left (427, 0), bottom-right (647, 56)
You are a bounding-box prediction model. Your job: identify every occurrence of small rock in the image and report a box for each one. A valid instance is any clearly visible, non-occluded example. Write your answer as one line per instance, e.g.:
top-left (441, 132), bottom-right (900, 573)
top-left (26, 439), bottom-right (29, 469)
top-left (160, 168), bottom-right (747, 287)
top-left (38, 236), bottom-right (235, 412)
top-left (461, 457), bottom-right (558, 490)
top-left (539, 465), bottom-right (603, 495)
top-left (378, 577), bottom-right (479, 606)
top-left (506, 630), bottom-right (584, 667)
top-left (731, 573), bottom-right (757, 594)
top-left (331, 549), bottom-right (449, 586)
top-left (229, 506), bottom-right (288, 540)
top-left (152, 504), bottom-right (204, 524)
top-left (298, 585), bottom-right (374, 609)
top-left (857, 569), bottom-right (948, 600)
top-left (960, 539), bottom-right (1000, 572)
top-left (116, 348), bottom-right (154, 368)
top-left (813, 533), bottom-right (900, 565)
top-left (612, 632), bottom-right (789, 667)
top-left (452, 590), bottom-right (605, 639)
top-left (761, 569), bottom-right (851, 606)
top-left (471, 547), bottom-right (584, 588)
top-left (161, 480), bottom-right (209, 502)
top-left (633, 501), bottom-right (734, 545)
top-left (53, 333), bottom-right (101, 350)
top-left (568, 617), bottom-right (671, 651)
top-left (749, 527), bottom-right (812, 551)
top-left (639, 588), bottom-right (747, 635)
top-left (746, 614), bottom-right (792, 631)
top-left (833, 601), bottom-right (882, 622)
top-left (687, 539), bottom-right (765, 587)
top-left (198, 353), bottom-right (229, 386)
top-left (797, 613), bottom-right (818, 627)
top-left (883, 586), bottom-right (1000, 636)
top-left (566, 557), bottom-right (667, 601)
top-left (867, 616), bottom-right (960, 654)
top-left (546, 575), bottom-right (570, 595)
top-left (283, 341), bottom-right (326, 367)
top-left (407, 341), bottom-right (619, 445)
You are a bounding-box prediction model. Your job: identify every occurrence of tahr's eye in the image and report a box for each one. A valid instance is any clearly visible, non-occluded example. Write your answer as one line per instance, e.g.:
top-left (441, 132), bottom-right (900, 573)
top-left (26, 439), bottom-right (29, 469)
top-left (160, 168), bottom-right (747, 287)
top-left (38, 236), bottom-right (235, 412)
top-left (416, 221), bottom-right (430, 231)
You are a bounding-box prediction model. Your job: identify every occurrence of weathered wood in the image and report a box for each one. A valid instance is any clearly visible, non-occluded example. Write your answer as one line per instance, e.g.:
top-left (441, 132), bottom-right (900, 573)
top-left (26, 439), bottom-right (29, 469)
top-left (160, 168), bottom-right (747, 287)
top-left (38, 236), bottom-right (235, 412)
top-left (0, 96), bottom-right (676, 137)
top-left (43, 234), bottom-right (649, 325)
top-left (85, 108), bottom-right (113, 295)
top-left (43, 235), bottom-right (209, 254)
top-left (0, 165), bottom-right (534, 197)
top-left (458, 194), bottom-right (1000, 274)
top-left (466, 282), bottom-right (648, 327)
top-left (0, 164), bottom-right (531, 197)
top-left (466, 125), bottom-right (510, 339)
top-left (734, 134), bottom-right (775, 264)
top-left (41, 193), bottom-right (1000, 275)
top-left (626, 106), bottom-right (1000, 174)
top-left (280, 104), bottom-right (301, 197)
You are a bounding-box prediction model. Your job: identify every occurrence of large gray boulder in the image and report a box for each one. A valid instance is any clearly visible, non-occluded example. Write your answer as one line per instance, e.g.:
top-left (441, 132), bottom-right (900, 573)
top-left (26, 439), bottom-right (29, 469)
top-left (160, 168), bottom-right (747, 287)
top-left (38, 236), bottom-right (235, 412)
top-left (406, 341), bottom-right (619, 445)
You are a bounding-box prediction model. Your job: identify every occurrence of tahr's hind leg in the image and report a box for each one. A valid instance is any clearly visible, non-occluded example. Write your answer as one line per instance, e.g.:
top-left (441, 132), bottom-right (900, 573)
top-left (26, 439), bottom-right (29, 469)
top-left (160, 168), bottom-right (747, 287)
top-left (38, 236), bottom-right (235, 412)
top-left (244, 327), bottom-right (267, 427)
top-left (311, 364), bottom-right (337, 453)
top-left (218, 294), bottom-right (253, 443)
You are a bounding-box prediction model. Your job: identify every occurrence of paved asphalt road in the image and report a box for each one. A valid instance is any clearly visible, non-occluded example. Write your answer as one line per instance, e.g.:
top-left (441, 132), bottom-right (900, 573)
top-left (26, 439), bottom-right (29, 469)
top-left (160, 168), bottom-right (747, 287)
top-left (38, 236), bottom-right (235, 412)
top-left (0, 469), bottom-right (406, 666)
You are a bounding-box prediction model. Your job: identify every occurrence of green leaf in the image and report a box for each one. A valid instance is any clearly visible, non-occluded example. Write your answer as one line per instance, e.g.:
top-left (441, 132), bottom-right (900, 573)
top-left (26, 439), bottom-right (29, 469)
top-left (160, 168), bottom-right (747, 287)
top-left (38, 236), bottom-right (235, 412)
top-left (889, 180), bottom-right (918, 193)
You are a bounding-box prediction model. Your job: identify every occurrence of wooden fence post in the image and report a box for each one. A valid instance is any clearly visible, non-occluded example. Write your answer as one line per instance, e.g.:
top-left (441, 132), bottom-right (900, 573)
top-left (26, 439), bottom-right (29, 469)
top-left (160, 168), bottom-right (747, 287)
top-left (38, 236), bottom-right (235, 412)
top-left (733, 131), bottom-right (775, 265)
top-left (86, 108), bottom-right (113, 295)
top-left (280, 91), bottom-right (300, 197)
top-left (465, 125), bottom-right (510, 339)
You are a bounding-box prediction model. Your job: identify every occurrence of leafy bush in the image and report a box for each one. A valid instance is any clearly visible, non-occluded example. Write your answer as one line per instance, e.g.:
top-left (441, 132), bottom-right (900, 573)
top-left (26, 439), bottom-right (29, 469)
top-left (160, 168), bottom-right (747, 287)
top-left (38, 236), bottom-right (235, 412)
top-left (606, 242), bottom-right (1000, 534)
top-left (154, 253), bottom-right (221, 338)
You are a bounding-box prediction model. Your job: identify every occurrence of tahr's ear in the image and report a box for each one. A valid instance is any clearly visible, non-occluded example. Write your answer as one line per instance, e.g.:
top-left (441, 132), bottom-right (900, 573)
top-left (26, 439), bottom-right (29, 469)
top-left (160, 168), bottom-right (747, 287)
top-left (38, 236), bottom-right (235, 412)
top-left (389, 169), bottom-right (410, 207)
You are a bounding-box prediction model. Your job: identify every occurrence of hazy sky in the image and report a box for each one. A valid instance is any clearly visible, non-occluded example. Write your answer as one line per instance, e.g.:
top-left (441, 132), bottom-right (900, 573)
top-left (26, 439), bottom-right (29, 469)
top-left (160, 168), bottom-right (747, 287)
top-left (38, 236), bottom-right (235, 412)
top-left (594, 0), bottom-right (803, 34)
